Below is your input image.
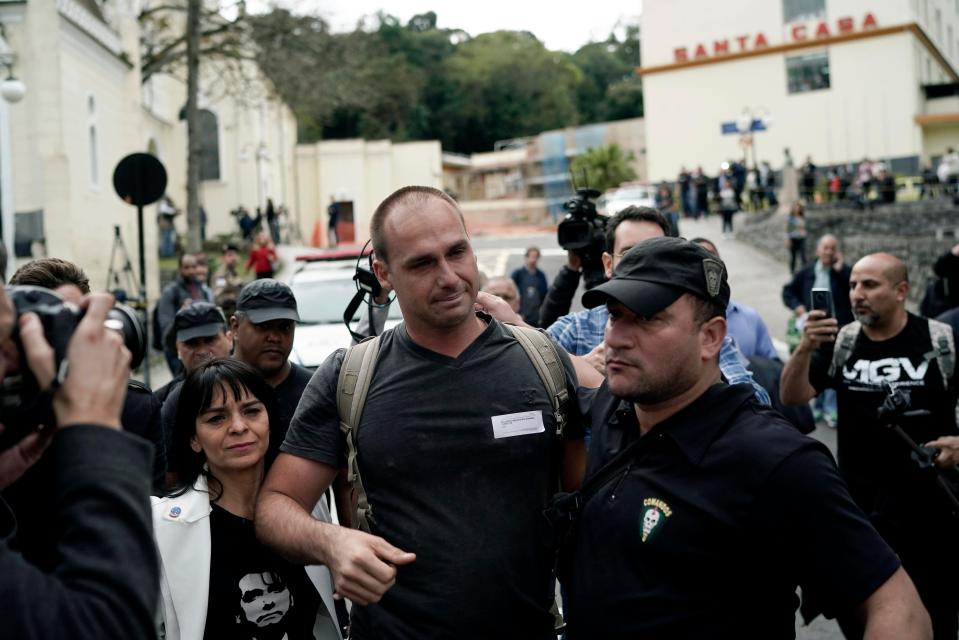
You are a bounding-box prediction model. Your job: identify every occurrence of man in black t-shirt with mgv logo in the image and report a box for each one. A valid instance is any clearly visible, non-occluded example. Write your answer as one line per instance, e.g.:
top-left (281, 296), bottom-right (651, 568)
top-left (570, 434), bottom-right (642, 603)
top-left (782, 252), bottom-right (959, 638)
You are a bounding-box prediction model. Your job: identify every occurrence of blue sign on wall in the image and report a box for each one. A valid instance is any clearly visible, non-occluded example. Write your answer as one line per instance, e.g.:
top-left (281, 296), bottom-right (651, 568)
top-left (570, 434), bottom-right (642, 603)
top-left (721, 119), bottom-right (768, 135)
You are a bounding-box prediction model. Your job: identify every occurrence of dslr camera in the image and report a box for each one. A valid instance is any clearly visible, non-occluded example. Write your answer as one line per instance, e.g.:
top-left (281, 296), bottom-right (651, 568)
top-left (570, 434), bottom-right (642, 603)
top-left (557, 188), bottom-right (608, 289)
top-left (0, 286), bottom-right (145, 451)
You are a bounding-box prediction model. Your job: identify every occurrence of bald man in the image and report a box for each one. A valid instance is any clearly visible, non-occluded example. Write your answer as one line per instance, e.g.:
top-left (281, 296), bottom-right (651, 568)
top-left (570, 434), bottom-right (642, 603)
top-left (782, 252), bottom-right (959, 637)
top-left (482, 276), bottom-right (521, 313)
top-left (781, 233), bottom-right (853, 325)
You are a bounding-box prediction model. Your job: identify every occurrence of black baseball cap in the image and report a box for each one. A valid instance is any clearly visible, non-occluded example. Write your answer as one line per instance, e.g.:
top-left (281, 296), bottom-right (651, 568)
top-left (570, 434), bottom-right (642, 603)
top-left (174, 302), bottom-right (227, 342)
top-left (582, 236), bottom-right (730, 317)
top-left (236, 279), bottom-right (300, 323)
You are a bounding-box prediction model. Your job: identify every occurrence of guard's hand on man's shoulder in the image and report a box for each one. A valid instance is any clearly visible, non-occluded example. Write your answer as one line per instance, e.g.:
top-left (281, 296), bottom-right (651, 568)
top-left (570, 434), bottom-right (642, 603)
top-left (475, 291), bottom-right (525, 326)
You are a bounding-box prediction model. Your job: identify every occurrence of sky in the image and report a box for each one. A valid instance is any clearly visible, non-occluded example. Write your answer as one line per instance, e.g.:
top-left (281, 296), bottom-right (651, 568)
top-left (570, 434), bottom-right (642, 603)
top-left (249, 0), bottom-right (643, 52)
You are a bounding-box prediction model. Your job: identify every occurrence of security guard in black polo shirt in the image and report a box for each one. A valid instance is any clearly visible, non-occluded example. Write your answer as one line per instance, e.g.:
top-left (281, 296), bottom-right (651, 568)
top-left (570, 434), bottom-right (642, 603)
top-left (563, 237), bottom-right (930, 639)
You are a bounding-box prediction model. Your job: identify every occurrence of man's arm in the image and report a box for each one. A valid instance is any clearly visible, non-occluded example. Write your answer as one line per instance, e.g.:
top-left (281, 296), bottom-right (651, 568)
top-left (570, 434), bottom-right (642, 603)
top-left (156, 286), bottom-right (176, 335)
top-left (780, 310), bottom-right (836, 406)
top-left (1, 293), bottom-right (157, 639)
top-left (856, 568), bottom-right (931, 640)
top-left (539, 257), bottom-right (582, 329)
top-left (256, 453), bottom-right (416, 606)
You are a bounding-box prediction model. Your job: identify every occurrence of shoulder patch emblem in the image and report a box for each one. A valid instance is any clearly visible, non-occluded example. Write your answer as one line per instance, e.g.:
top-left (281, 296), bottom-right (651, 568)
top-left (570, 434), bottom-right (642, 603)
top-left (703, 259), bottom-right (725, 298)
top-left (640, 498), bottom-right (672, 543)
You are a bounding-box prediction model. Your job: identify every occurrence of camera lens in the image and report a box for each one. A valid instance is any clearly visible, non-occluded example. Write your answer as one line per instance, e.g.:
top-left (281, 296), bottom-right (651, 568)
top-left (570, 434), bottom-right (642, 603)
top-left (106, 303), bottom-right (145, 370)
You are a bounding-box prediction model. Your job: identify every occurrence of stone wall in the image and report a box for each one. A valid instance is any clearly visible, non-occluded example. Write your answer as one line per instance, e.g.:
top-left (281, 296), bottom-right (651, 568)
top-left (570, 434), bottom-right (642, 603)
top-left (738, 200), bottom-right (959, 306)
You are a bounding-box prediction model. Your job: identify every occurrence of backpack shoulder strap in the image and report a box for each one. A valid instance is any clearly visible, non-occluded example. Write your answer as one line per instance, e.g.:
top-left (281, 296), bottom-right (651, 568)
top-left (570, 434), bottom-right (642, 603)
top-left (926, 318), bottom-right (955, 388)
top-left (505, 324), bottom-right (569, 438)
top-left (828, 320), bottom-right (862, 379)
top-left (335, 336), bottom-right (381, 532)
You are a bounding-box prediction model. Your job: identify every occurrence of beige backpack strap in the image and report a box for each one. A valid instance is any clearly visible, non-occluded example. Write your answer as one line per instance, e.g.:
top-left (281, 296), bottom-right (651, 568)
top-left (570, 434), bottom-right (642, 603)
top-left (336, 336), bottom-right (382, 532)
top-left (828, 321), bottom-right (862, 379)
top-left (505, 324), bottom-right (569, 438)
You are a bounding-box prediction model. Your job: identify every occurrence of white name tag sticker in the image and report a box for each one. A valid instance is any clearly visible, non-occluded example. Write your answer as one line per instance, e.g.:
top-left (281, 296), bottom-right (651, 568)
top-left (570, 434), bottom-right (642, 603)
top-left (491, 410), bottom-right (545, 439)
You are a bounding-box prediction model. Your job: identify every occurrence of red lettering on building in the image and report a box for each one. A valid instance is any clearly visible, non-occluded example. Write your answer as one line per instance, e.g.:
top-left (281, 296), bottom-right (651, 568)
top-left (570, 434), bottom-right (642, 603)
top-left (671, 14), bottom-right (880, 65)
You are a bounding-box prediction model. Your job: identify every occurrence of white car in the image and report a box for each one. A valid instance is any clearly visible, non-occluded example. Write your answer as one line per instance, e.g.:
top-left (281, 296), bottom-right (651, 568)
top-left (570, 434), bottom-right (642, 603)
top-left (288, 248), bottom-right (402, 369)
top-left (601, 184), bottom-right (658, 216)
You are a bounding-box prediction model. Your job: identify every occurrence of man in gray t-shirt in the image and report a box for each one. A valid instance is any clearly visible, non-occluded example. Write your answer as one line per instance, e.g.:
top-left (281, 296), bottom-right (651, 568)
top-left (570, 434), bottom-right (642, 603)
top-left (256, 187), bottom-right (585, 640)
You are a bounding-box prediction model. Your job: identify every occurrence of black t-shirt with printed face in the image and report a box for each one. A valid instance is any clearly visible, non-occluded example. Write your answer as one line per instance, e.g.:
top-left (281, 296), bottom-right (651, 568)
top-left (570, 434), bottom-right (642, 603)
top-left (204, 503), bottom-right (321, 640)
top-left (281, 317), bottom-right (582, 640)
top-left (810, 313), bottom-right (959, 516)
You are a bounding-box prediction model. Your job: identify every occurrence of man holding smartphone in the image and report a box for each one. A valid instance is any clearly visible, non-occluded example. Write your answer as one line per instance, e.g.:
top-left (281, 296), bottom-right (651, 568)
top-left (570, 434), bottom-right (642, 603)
top-left (781, 252), bottom-right (959, 638)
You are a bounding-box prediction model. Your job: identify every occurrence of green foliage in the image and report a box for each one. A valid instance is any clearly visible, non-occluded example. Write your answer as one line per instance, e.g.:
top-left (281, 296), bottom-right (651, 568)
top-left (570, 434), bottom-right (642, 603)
top-left (248, 10), bottom-right (642, 153)
top-left (570, 144), bottom-right (637, 192)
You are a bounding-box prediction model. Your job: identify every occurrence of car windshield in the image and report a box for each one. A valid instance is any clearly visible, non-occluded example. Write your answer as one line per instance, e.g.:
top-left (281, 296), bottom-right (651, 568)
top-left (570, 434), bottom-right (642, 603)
top-left (612, 188), bottom-right (652, 200)
top-left (291, 275), bottom-right (403, 324)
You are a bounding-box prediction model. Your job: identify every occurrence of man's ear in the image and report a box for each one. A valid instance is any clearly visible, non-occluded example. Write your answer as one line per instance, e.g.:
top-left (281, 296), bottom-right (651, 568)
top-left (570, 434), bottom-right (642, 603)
top-left (896, 280), bottom-right (909, 302)
top-left (229, 316), bottom-right (239, 333)
top-left (700, 316), bottom-right (727, 361)
top-left (601, 252), bottom-right (613, 279)
top-left (373, 259), bottom-right (392, 291)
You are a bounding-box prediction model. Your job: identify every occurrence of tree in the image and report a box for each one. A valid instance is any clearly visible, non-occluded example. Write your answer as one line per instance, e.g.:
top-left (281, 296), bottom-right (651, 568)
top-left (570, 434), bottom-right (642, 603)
top-left (570, 24), bottom-right (642, 124)
top-left (438, 31), bottom-right (581, 153)
top-left (139, 1), bottom-right (256, 252)
top-left (570, 143), bottom-right (637, 192)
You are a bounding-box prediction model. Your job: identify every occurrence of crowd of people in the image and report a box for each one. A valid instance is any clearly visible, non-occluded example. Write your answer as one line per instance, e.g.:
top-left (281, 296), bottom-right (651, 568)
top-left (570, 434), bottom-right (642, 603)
top-left (4, 184), bottom-right (959, 639)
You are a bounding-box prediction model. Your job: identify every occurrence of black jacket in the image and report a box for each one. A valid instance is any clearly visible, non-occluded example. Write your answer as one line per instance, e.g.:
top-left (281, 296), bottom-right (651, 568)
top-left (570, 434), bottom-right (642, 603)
top-left (781, 262), bottom-right (854, 326)
top-left (539, 265), bottom-right (582, 329)
top-left (0, 425), bottom-right (158, 639)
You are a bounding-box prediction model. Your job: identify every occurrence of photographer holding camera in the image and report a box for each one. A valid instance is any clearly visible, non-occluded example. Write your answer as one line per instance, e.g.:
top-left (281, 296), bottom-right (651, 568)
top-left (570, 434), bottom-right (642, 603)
top-left (0, 289), bottom-right (158, 638)
top-left (781, 252), bottom-right (959, 637)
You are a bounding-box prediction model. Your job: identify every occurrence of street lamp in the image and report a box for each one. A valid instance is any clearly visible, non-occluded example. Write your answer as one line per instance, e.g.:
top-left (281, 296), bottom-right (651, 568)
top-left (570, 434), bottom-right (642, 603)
top-left (0, 44), bottom-right (24, 279)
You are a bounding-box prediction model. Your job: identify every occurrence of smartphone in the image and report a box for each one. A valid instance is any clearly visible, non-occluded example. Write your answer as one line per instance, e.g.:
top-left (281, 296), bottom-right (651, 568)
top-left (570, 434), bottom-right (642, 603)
top-left (810, 288), bottom-right (834, 318)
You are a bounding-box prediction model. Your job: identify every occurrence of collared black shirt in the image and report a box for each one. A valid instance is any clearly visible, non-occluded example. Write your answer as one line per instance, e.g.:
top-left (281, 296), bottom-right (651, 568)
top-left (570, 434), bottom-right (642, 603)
top-left (566, 382), bottom-right (900, 639)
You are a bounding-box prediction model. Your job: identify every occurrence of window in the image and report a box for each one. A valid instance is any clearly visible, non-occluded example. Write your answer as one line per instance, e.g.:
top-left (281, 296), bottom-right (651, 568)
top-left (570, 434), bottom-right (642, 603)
top-left (87, 94), bottom-right (98, 186)
top-left (786, 52), bottom-right (830, 94)
top-left (782, 0), bottom-right (825, 23)
top-left (198, 109), bottom-right (220, 181)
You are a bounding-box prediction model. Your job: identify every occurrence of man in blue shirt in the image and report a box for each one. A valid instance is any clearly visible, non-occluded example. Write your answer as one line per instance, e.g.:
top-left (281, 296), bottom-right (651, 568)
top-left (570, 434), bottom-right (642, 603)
top-left (511, 247), bottom-right (548, 327)
top-left (546, 207), bottom-right (769, 404)
top-left (691, 237), bottom-right (780, 361)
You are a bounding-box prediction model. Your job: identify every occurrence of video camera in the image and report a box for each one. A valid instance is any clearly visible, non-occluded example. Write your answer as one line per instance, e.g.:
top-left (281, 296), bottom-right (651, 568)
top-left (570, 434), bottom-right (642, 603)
top-left (557, 188), bottom-right (608, 289)
top-left (0, 286), bottom-right (145, 451)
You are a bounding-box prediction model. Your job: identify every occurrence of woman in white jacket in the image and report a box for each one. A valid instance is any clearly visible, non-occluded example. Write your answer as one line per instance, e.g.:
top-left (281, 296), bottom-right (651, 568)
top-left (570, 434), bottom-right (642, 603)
top-left (152, 358), bottom-right (341, 640)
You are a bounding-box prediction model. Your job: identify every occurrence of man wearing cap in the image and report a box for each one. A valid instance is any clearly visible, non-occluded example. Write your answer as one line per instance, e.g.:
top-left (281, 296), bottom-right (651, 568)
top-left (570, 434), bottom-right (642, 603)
top-left (562, 236), bottom-right (929, 638)
top-left (158, 302), bottom-right (234, 467)
top-left (231, 279), bottom-right (313, 452)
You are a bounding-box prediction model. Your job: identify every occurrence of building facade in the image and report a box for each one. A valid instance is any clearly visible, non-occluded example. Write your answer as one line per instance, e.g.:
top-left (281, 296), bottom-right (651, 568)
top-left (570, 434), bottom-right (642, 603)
top-left (641, 0), bottom-right (959, 182)
top-left (0, 0), bottom-right (299, 298)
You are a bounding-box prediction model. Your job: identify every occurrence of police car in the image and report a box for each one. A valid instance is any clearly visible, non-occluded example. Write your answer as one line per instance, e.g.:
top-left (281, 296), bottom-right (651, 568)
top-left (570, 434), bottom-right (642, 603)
top-left (288, 247), bottom-right (402, 369)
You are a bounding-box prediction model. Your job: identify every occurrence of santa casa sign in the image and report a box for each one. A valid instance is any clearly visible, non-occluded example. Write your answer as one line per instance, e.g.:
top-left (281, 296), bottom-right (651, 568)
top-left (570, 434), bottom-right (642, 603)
top-left (673, 13), bottom-right (879, 63)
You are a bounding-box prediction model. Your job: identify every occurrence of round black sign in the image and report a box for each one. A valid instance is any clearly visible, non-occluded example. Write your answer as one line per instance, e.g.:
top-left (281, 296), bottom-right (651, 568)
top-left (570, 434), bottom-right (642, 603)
top-left (112, 153), bottom-right (167, 207)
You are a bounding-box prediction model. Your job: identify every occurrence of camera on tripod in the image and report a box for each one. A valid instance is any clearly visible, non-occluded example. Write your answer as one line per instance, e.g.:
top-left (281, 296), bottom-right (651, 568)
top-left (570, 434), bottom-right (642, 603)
top-left (557, 188), bottom-right (608, 289)
top-left (0, 286), bottom-right (146, 451)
